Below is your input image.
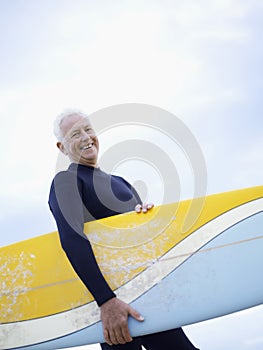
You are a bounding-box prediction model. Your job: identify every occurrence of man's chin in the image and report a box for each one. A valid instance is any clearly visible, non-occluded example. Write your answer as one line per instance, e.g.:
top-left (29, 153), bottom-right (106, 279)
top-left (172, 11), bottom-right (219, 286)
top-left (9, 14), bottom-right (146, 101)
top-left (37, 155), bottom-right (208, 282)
top-left (79, 156), bottom-right (98, 167)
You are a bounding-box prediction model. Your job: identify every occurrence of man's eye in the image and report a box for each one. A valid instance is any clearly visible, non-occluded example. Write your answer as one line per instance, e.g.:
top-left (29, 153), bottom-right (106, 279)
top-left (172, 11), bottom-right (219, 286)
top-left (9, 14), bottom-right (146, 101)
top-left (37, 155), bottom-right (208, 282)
top-left (71, 132), bottom-right (80, 138)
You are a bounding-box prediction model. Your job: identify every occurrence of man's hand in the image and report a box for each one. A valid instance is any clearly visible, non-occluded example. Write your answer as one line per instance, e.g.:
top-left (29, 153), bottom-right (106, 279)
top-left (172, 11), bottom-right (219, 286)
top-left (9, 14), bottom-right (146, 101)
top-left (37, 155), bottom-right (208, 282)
top-left (135, 203), bottom-right (154, 213)
top-left (100, 297), bottom-right (144, 345)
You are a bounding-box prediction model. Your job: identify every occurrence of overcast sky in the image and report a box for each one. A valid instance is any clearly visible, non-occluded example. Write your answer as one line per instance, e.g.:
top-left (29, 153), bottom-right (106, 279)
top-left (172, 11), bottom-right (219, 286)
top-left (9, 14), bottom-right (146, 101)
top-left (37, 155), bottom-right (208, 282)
top-left (0, 1), bottom-right (262, 349)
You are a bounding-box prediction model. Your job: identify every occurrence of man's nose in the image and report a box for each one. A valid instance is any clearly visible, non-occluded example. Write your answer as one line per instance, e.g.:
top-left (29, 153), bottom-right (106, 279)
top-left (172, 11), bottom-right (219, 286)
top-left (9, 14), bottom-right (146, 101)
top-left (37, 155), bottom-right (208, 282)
top-left (80, 130), bottom-right (91, 140)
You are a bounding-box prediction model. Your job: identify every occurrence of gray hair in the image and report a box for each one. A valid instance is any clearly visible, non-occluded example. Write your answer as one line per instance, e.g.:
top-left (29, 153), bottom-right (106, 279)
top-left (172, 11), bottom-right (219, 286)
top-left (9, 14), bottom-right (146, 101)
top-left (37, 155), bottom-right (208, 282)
top-left (53, 108), bottom-right (89, 141)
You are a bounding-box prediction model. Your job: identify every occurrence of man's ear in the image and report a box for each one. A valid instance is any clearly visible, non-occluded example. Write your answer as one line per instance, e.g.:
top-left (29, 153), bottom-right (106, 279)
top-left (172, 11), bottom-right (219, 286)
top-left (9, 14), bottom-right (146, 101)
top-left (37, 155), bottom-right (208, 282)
top-left (57, 142), bottom-right (68, 155)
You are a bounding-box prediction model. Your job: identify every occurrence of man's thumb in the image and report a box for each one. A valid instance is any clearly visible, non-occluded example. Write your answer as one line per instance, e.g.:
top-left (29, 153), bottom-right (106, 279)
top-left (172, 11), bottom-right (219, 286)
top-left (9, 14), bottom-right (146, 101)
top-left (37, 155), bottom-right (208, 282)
top-left (129, 306), bottom-right (144, 322)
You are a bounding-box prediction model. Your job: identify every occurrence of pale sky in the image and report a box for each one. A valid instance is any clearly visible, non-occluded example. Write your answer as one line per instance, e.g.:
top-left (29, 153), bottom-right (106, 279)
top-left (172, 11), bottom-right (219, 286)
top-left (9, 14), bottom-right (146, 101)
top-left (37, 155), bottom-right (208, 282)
top-left (0, 0), bottom-right (263, 349)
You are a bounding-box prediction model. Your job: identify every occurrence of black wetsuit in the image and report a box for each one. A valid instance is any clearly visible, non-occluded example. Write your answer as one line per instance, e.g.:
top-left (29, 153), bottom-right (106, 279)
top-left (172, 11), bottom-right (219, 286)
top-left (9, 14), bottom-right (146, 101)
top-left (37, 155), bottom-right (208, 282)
top-left (48, 163), bottom-right (199, 350)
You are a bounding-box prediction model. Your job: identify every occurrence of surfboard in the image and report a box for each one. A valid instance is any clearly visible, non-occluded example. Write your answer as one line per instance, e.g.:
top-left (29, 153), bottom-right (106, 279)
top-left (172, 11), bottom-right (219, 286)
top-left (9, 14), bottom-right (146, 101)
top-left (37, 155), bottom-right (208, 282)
top-left (1, 186), bottom-right (263, 350)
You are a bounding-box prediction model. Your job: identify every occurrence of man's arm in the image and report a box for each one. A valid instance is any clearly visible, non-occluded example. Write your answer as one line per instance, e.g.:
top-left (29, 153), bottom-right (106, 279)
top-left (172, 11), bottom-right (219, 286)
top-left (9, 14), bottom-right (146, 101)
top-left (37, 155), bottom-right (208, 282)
top-left (49, 172), bottom-right (115, 306)
top-left (49, 172), bottom-right (148, 345)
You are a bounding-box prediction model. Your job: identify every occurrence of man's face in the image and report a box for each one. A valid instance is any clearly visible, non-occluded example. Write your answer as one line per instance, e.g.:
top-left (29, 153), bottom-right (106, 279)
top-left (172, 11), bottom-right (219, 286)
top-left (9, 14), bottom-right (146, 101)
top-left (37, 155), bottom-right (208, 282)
top-left (58, 114), bottom-right (99, 167)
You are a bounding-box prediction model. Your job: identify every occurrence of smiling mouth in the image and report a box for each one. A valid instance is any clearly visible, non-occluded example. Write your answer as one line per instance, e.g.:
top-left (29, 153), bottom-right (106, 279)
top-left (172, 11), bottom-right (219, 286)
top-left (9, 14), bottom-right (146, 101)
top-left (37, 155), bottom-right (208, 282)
top-left (81, 143), bottom-right (94, 150)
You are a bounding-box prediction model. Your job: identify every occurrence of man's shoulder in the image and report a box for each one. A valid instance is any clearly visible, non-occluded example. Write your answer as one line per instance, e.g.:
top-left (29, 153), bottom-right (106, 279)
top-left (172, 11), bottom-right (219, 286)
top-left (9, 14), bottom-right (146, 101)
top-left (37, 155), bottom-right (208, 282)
top-left (52, 169), bottom-right (72, 181)
top-left (49, 169), bottom-right (81, 204)
top-left (50, 169), bottom-right (80, 189)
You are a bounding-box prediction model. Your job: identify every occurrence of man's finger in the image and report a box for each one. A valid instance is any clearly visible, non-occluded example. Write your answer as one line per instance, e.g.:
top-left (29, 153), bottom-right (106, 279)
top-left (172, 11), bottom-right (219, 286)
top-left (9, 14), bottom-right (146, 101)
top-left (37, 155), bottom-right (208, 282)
top-left (108, 329), bottom-right (118, 345)
top-left (103, 328), bottom-right (112, 346)
top-left (113, 327), bottom-right (128, 345)
top-left (128, 306), bottom-right (145, 322)
top-left (135, 204), bottom-right (142, 213)
top-left (142, 204), bottom-right (148, 213)
top-left (121, 323), bottom-right (133, 343)
top-left (142, 203), bottom-right (154, 213)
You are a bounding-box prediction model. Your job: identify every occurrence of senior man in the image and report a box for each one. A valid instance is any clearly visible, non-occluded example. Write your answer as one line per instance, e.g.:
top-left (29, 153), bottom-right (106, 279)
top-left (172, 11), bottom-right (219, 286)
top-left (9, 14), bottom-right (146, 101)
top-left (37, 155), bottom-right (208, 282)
top-left (48, 109), bottom-right (200, 350)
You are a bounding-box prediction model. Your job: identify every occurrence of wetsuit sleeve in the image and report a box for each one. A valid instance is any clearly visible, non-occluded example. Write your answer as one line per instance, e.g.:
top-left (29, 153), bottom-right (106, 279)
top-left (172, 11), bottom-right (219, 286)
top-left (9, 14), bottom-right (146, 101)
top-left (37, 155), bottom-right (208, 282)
top-left (48, 172), bottom-right (116, 306)
top-left (119, 177), bottom-right (143, 205)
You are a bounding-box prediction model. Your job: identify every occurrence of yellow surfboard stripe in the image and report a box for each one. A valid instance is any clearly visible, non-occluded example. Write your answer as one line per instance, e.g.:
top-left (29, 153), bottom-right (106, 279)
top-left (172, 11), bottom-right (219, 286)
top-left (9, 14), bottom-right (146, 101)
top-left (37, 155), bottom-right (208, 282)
top-left (1, 186), bottom-right (262, 324)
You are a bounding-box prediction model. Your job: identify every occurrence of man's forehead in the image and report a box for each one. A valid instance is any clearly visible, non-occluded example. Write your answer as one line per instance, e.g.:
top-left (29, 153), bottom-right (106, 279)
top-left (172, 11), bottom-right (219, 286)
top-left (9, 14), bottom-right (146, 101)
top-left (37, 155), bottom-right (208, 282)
top-left (62, 114), bottom-right (92, 131)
